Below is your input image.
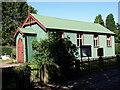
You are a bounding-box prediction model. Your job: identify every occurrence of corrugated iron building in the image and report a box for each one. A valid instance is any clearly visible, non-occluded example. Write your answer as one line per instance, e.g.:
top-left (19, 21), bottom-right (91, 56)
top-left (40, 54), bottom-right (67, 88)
top-left (14, 13), bottom-right (115, 63)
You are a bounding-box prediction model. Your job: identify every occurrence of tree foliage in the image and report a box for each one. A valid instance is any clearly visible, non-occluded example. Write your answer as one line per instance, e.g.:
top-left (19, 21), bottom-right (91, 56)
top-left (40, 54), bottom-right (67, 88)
top-left (116, 23), bottom-right (120, 30)
top-left (94, 13), bottom-right (120, 43)
top-left (105, 13), bottom-right (116, 31)
top-left (32, 32), bottom-right (78, 71)
top-left (2, 2), bottom-right (37, 46)
top-left (114, 23), bottom-right (120, 43)
top-left (94, 14), bottom-right (104, 26)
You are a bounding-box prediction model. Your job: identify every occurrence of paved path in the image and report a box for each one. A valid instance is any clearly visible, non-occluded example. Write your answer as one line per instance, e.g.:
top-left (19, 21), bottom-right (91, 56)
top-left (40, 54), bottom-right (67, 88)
top-left (36, 67), bottom-right (120, 89)
top-left (0, 61), bottom-right (23, 68)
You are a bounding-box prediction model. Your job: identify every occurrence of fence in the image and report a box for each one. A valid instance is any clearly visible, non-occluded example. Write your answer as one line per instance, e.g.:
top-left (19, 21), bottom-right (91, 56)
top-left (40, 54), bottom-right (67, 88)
top-left (75, 55), bottom-right (120, 74)
top-left (30, 55), bottom-right (120, 84)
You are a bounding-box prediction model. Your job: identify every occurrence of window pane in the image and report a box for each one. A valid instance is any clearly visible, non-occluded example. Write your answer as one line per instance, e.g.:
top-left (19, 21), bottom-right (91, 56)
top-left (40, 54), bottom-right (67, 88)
top-left (80, 39), bottom-right (82, 45)
top-left (107, 35), bottom-right (111, 46)
top-left (77, 34), bottom-right (79, 38)
top-left (94, 40), bottom-right (95, 46)
top-left (77, 33), bottom-right (82, 38)
top-left (77, 39), bottom-right (79, 46)
top-left (79, 34), bottom-right (82, 38)
top-left (96, 40), bottom-right (98, 46)
top-left (108, 40), bottom-right (110, 46)
top-left (107, 40), bottom-right (108, 46)
top-left (94, 35), bottom-right (98, 47)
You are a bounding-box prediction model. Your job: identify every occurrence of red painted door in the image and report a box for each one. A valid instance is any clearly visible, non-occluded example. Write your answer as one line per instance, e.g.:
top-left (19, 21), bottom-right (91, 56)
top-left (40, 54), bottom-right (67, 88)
top-left (18, 38), bottom-right (24, 63)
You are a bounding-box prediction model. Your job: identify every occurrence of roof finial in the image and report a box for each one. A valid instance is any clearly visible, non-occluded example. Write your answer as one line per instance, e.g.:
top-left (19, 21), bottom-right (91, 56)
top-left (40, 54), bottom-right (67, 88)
top-left (28, 6), bottom-right (30, 15)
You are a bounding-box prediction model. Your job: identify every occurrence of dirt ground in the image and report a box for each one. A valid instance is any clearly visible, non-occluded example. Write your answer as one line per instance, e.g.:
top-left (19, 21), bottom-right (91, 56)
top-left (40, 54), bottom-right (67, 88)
top-left (0, 61), bottom-right (23, 68)
top-left (35, 67), bottom-right (120, 89)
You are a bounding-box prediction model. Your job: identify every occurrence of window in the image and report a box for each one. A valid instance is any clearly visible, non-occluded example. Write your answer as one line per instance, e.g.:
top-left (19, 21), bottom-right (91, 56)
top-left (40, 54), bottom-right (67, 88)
top-left (77, 33), bottom-right (84, 47)
top-left (62, 32), bottom-right (64, 39)
top-left (94, 35), bottom-right (99, 47)
top-left (107, 35), bottom-right (112, 46)
top-left (56, 32), bottom-right (64, 39)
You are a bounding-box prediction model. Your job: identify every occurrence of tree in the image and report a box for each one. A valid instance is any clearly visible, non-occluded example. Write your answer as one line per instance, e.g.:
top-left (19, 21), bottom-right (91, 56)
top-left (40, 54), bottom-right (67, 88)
top-left (105, 13), bottom-right (116, 31)
top-left (94, 14), bottom-right (104, 26)
top-left (114, 23), bottom-right (120, 43)
top-left (2, 2), bottom-right (37, 46)
top-left (116, 23), bottom-right (120, 30)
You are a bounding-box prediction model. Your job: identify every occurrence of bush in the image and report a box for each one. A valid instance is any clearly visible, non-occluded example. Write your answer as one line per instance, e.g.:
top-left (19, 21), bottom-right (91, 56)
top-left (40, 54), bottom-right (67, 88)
top-left (32, 32), bottom-right (78, 83)
top-left (0, 46), bottom-right (12, 55)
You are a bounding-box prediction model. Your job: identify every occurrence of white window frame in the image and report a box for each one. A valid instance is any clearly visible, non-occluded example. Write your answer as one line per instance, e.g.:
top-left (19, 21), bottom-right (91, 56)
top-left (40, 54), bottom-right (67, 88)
top-left (94, 35), bottom-right (99, 47)
top-left (107, 35), bottom-right (111, 47)
top-left (77, 33), bottom-right (83, 47)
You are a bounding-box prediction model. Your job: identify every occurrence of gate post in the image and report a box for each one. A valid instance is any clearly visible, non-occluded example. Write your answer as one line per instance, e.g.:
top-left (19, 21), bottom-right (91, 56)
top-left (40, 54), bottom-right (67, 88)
top-left (99, 56), bottom-right (104, 70)
top-left (116, 55), bottom-right (120, 66)
top-left (75, 60), bottom-right (80, 74)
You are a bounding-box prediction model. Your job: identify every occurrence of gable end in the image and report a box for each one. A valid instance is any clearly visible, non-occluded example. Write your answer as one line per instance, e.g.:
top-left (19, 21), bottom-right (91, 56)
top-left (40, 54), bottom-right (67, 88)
top-left (21, 14), bottom-right (47, 31)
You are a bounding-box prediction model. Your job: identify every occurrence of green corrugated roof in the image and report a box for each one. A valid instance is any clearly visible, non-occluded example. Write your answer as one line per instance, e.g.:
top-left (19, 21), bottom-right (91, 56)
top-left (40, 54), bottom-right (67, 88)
top-left (31, 13), bottom-right (114, 35)
top-left (18, 28), bottom-right (36, 34)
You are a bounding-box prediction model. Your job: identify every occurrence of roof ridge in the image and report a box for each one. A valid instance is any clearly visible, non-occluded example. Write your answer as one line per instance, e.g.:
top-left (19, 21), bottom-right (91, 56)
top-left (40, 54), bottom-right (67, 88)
top-left (30, 13), bottom-right (96, 25)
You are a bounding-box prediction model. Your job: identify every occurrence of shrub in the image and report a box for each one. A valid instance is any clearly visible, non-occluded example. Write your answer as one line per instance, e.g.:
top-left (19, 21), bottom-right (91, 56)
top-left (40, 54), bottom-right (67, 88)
top-left (32, 32), bottom-right (78, 68)
top-left (32, 32), bottom-right (78, 82)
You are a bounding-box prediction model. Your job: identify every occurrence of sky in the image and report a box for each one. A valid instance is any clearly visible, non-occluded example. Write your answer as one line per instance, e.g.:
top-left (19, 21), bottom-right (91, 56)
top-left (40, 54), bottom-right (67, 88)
top-left (28, 2), bottom-right (118, 23)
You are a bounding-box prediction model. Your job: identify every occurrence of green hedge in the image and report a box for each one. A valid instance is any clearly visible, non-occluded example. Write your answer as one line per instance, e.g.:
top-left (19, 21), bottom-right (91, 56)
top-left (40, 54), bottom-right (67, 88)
top-left (2, 65), bottom-right (33, 88)
top-left (0, 46), bottom-right (16, 58)
top-left (0, 46), bottom-right (12, 55)
top-left (115, 43), bottom-right (120, 54)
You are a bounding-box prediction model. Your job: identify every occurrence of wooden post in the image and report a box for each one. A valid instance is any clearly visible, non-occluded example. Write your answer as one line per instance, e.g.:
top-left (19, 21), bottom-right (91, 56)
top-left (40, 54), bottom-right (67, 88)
top-left (88, 56), bottom-right (90, 73)
top-left (43, 64), bottom-right (48, 83)
top-left (75, 60), bottom-right (80, 74)
top-left (40, 64), bottom-right (49, 83)
top-left (99, 56), bottom-right (104, 70)
top-left (40, 65), bottom-right (44, 82)
top-left (116, 55), bottom-right (120, 66)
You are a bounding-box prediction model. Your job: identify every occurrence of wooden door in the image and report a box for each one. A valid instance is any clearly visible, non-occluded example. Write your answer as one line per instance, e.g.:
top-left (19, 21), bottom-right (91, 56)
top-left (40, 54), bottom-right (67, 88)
top-left (18, 38), bottom-right (24, 63)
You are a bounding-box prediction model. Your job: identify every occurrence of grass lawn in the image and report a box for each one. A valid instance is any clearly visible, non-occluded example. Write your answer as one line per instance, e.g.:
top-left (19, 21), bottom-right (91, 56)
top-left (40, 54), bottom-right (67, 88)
top-left (79, 58), bottom-right (118, 75)
top-left (29, 64), bottom-right (38, 69)
top-left (0, 59), bottom-right (12, 62)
